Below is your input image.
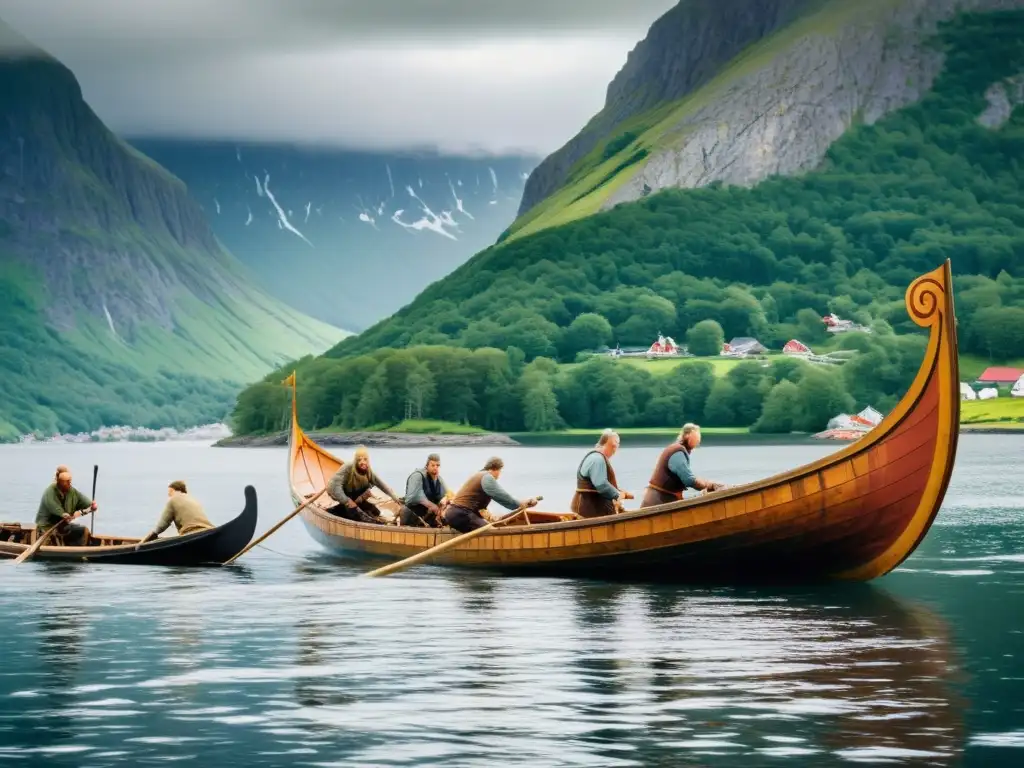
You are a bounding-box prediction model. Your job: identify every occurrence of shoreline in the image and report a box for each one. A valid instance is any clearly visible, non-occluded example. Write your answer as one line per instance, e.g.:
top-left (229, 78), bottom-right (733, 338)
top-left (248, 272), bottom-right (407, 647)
top-left (215, 422), bottom-right (1022, 448)
top-left (214, 430), bottom-right (522, 448)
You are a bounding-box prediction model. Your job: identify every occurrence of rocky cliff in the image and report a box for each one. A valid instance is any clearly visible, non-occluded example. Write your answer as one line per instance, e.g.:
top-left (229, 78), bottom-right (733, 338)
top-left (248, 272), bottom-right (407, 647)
top-left (517, 0), bottom-right (818, 216)
top-left (0, 18), bottom-right (345, 437)
top-left (513, 0), bottom-right (1024, 239)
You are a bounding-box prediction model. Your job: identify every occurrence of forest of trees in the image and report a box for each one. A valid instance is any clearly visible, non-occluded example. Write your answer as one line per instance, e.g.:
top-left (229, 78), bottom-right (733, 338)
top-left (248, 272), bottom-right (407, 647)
top-left (0, 273), bottom-right (236, 441)
top-left (316, 13), bottom-right (1024, 367)
top-left (231, 13), bottom-right (1023, 438)
top-left (230, 327), bottom-right (926, 436)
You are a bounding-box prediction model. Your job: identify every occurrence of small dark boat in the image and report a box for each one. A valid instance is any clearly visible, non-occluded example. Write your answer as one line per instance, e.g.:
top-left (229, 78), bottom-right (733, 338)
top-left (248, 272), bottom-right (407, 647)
top-left (0, 486), bottom-right (258, 566)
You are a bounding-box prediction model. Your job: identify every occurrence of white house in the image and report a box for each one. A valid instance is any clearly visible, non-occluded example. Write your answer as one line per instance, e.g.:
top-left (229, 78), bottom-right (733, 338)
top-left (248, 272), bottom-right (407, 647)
top-left (978, 387), bottom-right (999, 400)
top-left (1012, 374), bottom-right (1024, 398)
top-left (960, 382), bottom-right (978, 400)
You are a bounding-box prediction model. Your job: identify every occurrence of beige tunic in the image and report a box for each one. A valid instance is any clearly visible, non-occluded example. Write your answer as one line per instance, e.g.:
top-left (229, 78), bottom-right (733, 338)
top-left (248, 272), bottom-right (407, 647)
top-left (154, 494), bottom-right (214, 536)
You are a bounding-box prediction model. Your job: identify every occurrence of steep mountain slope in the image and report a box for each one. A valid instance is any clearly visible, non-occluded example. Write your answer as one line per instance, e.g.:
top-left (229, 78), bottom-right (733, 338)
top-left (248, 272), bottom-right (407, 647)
top-left (128, 141), bottom-right (538, 331)
top-left (318, 10), bottom-right (1024, 365)
top-left (510, 0), bottom-right (1024, 242)
top-left (0, 19), bottom-right (345, 439)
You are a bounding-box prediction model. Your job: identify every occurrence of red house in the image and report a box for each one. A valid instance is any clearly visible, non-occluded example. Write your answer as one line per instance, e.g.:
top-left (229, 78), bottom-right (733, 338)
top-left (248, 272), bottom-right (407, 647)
top-left (783, 339), bottom-right (811, 356)
top-left (976, 367), bottom-right (1024, 386)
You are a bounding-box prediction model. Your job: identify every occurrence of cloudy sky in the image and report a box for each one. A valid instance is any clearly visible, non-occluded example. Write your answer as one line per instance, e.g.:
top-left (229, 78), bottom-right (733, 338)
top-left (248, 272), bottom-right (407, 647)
top-left (0, 0), bottom-right (677, 156)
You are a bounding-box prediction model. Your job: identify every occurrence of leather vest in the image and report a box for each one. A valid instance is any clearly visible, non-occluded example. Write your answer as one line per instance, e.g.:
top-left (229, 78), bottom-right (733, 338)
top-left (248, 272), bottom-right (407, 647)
top-left (576, 450), bottom-right (618, 493)
top-left (648, 443), bottom-right (689, 496)
top-left (450, 472), bottom-right (492, 512)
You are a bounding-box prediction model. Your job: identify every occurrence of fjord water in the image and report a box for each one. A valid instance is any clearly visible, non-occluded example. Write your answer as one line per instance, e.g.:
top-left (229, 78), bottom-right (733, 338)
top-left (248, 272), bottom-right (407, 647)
top-left (0, 436), bottom-right (1020, 767)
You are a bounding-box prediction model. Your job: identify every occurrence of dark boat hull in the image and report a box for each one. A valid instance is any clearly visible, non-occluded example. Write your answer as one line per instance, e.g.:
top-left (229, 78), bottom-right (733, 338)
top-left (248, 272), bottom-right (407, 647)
top-left (0, 486), bottom-right (258, 566)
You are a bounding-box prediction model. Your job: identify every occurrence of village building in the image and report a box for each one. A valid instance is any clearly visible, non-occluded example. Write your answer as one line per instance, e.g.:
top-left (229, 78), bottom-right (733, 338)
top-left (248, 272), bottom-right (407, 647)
top-left (645, 334), bottom-right (681, 358)
top-left (960, 382), bottom-right (978, 400)
top-left (783, 339), bottom-right (812, 356)
top-left (822, 313), bottom-right (872, 334)
top-left (975, 367), bottom-right (1023, 387)
top-left (722, 337), bottom-right (768, 357)
top-left (1013, 374), bottom-right (1024, 398)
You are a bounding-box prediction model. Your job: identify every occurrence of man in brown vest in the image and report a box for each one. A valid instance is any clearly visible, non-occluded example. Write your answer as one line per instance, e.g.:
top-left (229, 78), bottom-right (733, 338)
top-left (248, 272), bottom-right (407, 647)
top-left (443, 457), bottom-right (538, 533)
top-left (571, 429), bottom-right (634, 518)
top-left (641, 423), bottom-right (725, 508)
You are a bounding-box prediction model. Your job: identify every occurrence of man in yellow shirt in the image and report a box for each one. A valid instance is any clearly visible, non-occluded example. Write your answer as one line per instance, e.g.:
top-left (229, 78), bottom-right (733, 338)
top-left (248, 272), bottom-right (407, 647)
top-left (137, 481), bottom-right (214, 547)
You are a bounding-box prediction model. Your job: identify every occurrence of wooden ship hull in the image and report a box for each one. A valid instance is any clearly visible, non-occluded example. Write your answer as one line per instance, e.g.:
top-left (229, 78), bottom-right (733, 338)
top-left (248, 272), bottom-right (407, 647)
top-left (0, 486), bottom-right (258, 565)
top-left (287, 262), bottom-right (960, 582)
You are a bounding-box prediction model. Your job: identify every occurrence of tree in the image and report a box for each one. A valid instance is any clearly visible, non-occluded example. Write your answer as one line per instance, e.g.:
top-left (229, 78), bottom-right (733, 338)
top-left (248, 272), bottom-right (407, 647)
top-left (703, 379), bottom-right (740, 427)
top-left (521, 378), bottom-right (563, 432)
top-left (561, 313), bottom-right (614, 360)
top-left (404, 362), bottom-right (436, 420)
top-left (794, 367), bottom-right (855, 432)
top-left (970, 307), bottom-right (1024, 360)
top-left (354, 364), bottom-right (389, 426)
top-left (752, 380), bottom-right (801, 433)
top-left (686, 320), bottom-right (725, 357)
top-left (796, 308), bottom-right (828, 342)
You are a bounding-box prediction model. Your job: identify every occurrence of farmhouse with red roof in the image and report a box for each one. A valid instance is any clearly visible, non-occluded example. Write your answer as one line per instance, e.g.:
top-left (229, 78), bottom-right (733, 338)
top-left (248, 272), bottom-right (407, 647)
top-left (975, 367), bottom-right (1024, 386)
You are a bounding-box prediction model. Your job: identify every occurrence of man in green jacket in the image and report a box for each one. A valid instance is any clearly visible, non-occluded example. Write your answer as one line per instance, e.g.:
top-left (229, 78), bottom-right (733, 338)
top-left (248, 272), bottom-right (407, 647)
top-left (36, 470), bottom-right (96, 546)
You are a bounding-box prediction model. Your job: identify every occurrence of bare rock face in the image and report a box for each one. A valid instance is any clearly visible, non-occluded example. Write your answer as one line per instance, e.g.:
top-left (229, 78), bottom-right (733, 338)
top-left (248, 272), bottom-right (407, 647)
top-left (0, 29), bottom-right (239, 335)
top-left (601, 0), bottom-right (1024, 211)
top-left (516, 0), bottom-right (819, 217)
top-left (979, 73), bottom-right (1024, 127)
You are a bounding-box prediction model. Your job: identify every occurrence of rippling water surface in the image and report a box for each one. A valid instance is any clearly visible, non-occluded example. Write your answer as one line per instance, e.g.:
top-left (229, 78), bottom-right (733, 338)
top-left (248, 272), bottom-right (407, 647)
top-left (1, 436), bottom-right (1021, 766)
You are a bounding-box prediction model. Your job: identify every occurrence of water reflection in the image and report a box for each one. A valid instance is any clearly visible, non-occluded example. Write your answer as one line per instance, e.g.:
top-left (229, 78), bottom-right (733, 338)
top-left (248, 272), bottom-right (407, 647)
top-left (564, 583), bottom-right (966, 765)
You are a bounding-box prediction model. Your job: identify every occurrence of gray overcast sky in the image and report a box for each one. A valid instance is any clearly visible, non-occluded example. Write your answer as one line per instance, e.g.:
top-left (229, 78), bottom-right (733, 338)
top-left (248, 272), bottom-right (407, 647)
top-left (0, 0), bottom-right (678, 155)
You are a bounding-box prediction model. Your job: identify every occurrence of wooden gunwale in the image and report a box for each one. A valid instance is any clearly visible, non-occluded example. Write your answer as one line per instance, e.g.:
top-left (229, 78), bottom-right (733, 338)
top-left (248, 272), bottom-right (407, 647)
top-left (288, 262), bottom-right (959, 581)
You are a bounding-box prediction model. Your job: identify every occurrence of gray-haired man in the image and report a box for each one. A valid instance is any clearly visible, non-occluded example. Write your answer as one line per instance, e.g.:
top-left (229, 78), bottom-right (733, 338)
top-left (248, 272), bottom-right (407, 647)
top-left (641, 423), bottom-right (725, 508)
top-left (571, 429), bottom-right (634, 518)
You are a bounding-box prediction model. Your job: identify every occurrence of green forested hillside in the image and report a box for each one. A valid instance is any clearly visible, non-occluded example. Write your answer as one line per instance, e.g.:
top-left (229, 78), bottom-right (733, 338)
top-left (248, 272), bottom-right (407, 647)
top-left (0, 26), bottom-right (344, 440)
top-left (326, 12), bottom-right (1024, 364)
top-left (231, 12), bottom-right (1024, 437)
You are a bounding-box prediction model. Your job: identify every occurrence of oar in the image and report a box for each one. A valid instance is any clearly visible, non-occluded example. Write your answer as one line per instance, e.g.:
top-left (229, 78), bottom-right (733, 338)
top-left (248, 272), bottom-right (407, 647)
top-left (222, 488), bottom-right (327, 565)
top-left (364, 496), bottom-right (543, 579)
top-left (88, 464), bottom-right (98, 535)
top-left (13, 515), bottom-right (75, 564)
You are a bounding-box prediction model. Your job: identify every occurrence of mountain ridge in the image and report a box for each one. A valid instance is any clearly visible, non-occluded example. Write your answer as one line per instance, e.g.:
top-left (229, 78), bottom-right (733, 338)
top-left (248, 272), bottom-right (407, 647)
top-left (0, 17), bottom-right (345, 438)
top-left (511, 0), bottom-right (1024, 242)
top-left (127, 138), bottom-right (538, 330)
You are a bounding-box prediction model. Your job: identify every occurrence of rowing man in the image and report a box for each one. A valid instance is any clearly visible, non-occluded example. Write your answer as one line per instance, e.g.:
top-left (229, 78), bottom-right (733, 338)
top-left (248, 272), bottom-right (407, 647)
top-left (641, 423), bottom-right (725, 508)
top-left (138, 480), bottom-right (214, 546)
top-left (36, 470), bottom-right (96, 546)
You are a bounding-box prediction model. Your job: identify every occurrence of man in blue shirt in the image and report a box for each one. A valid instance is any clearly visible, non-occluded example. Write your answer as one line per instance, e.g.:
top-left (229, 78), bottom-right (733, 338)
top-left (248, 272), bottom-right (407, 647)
top-left (571, 429), bottom-right (634, 518)
top-left (641, 423), bottom-right (725, 508)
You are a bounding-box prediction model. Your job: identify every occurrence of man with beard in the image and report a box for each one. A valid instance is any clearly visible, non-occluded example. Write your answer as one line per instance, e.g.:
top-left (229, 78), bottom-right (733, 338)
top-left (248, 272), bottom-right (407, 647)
top-left (326, 446), bottom-right (402, 525)
top-left (641, 423), bottom-right (726, 508)
top-left (571, 429), bottom-right (634, 518)
top-left (400, 453), bottom-right (449, 528)
top-left (36, 469), bottom-right (97, 546)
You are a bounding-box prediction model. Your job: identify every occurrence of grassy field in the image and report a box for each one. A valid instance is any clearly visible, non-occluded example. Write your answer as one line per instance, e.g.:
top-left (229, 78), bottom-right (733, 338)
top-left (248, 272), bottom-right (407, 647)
top-left (322, 419), bottom-right (489, 435)
top-left (961, 397), bottom-right (1024, 425)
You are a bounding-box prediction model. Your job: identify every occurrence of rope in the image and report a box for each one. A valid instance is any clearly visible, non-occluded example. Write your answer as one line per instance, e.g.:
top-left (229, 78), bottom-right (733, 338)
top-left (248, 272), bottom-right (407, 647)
top-left (255, 543), bottom-right (306, 560)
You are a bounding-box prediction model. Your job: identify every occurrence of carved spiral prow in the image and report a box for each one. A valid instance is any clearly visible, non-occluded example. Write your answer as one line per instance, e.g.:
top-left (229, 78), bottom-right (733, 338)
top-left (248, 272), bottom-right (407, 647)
top-left (905, 266), bottom-right (948, 329)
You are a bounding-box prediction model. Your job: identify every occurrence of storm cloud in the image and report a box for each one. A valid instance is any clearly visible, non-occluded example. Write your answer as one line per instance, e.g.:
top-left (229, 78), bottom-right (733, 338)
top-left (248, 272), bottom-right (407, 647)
top-left (0, 0), bottom-right (678, 154)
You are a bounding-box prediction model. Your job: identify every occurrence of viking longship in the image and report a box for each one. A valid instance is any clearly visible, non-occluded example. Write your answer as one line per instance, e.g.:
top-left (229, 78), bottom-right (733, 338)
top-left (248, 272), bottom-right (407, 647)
top-left (287, 262), bottom-right (959, 581)
top-left (0, 487), bottom-right (258, 565)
